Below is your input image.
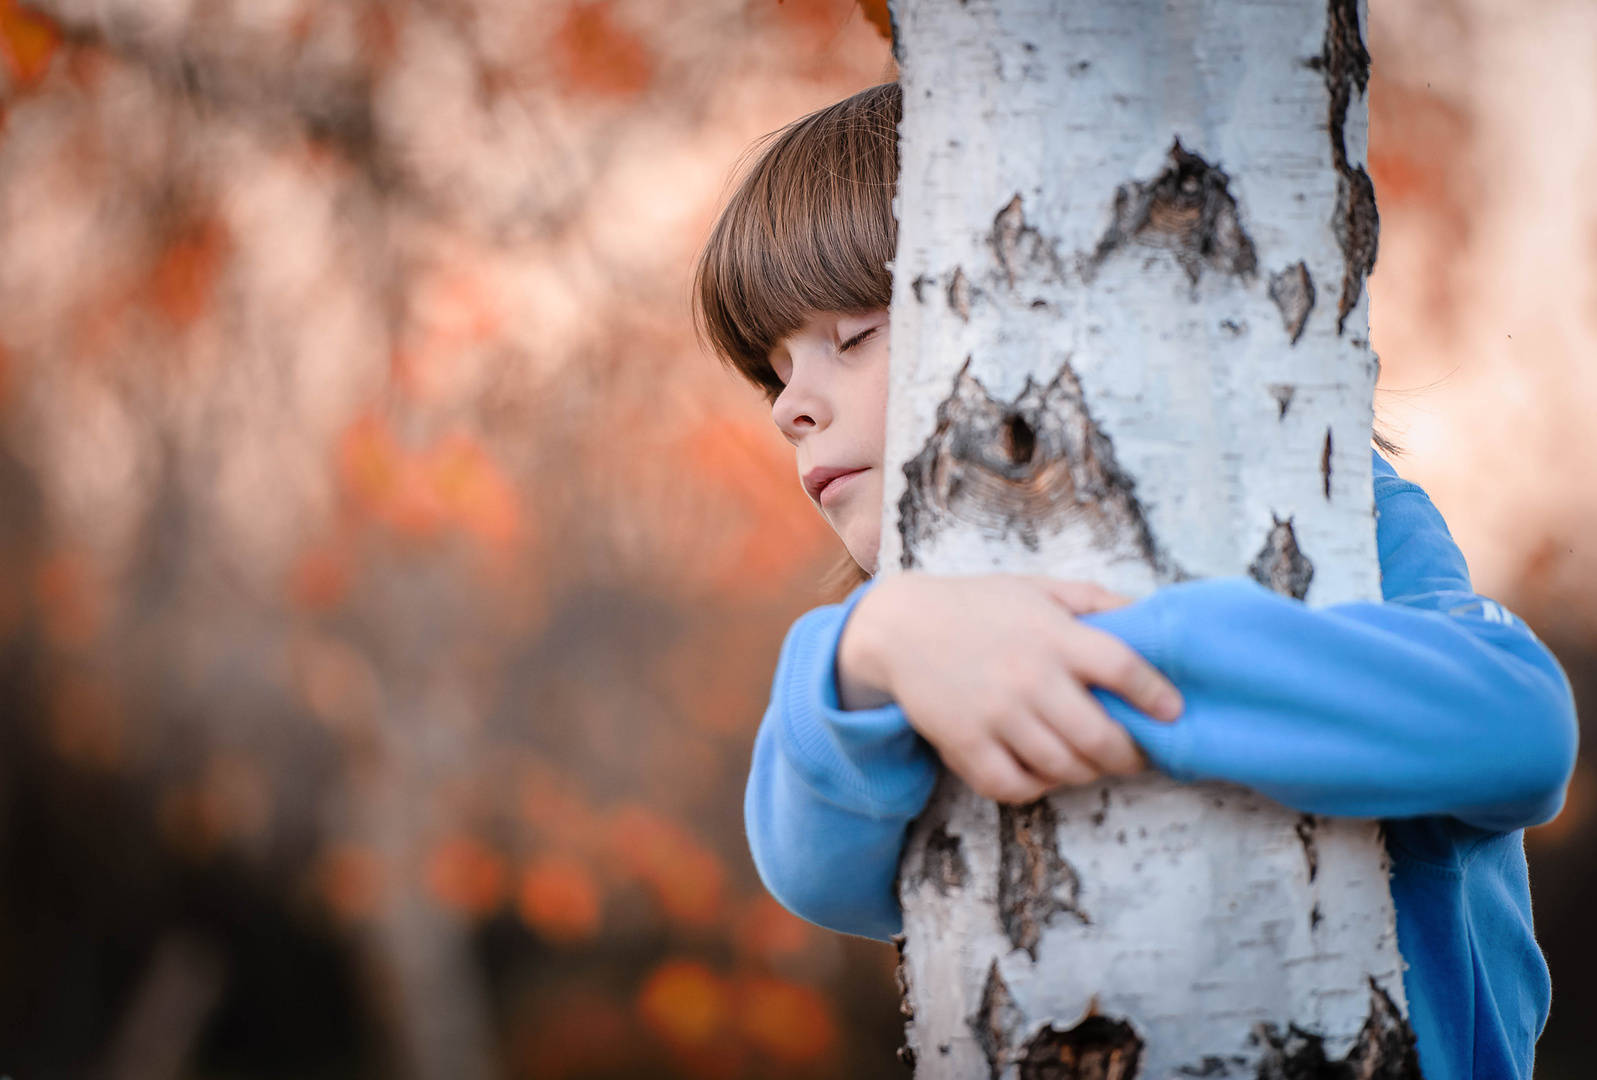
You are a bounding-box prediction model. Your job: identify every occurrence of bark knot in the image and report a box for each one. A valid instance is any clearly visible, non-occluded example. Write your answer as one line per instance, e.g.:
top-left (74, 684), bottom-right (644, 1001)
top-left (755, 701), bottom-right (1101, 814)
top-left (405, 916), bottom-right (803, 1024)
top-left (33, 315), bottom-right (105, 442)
top-left (898, 360), bottom-right (1169, 574)
top-left (1090, 140), bottom-right (1257, 287)
top-left (1250, 517), bottom-right (1315, 601)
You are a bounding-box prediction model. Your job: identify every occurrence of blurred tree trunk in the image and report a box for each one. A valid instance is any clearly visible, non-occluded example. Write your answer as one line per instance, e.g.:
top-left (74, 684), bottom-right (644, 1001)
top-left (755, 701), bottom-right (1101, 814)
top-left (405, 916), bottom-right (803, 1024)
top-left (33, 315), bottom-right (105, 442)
top-left (883, 1), bottom-right (1424, 1076)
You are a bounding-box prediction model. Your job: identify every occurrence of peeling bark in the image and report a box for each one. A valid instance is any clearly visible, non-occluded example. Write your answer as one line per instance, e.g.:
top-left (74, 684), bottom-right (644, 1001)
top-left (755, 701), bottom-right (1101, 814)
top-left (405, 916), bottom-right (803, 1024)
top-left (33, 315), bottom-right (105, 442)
top-left (1091, 141), bottom-right (1258, 286)
top-left (1254, 981), bottom-right (1421, 1080)
top-left (1310, 0), bottom-right (1381, 332)
top-left (998, 800), bottom-right (1085, 960)
top-left (1250, 517), bottom-right (1316, 600)
top-left (916, 823), bottom-right (972, 895)
top-left (973, 962), bottom-right (1021, 1079)
top-left (1017, 1014), bottom-right (1144, 1080)
top-left (1269, 263), bottom-right (1317, 345)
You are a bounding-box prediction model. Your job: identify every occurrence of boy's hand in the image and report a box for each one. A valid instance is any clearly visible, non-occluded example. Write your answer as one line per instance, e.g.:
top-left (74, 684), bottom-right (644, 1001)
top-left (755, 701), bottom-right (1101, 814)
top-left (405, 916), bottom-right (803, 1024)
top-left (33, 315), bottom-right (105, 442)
top-left (837, 574), bottom-right (1183, 804)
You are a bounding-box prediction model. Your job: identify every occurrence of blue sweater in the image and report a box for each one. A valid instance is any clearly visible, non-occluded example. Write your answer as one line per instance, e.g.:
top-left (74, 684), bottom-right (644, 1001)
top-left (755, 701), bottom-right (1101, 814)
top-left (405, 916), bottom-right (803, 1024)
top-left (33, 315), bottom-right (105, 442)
top-left (745, 452), bottom-right (1577, 1080)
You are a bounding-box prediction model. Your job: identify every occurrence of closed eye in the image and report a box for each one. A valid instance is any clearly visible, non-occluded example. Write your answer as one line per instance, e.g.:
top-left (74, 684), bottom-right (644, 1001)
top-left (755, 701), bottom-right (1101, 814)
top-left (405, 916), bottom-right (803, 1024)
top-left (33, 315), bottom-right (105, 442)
top-left (838, 325), bottom-right (880, 353)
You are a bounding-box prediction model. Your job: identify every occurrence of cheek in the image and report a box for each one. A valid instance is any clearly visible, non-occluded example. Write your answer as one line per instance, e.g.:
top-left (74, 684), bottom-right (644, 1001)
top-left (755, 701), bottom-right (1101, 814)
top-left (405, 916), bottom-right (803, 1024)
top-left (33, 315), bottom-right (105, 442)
top-left (863, 359), bottom-right (891, 460)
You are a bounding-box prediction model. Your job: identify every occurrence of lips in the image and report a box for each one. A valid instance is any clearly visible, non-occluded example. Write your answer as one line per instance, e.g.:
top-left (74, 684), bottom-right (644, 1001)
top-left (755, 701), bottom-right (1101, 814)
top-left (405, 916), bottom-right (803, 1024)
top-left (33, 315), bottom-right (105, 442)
top-left (803, 466), bottom-right (868, 505)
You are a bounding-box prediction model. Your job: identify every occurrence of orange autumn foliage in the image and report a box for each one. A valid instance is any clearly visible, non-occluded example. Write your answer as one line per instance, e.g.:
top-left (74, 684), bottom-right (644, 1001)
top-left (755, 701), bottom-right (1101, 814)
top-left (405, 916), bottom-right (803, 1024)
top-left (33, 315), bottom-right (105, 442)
top-left (156, 755), bottom-right (272, 862)
top-left (736, 975), bottom-right (836, 1063)
top-left (636, 959), bottom-right (728, 1049)
top-left (425, 835), bottom-right (508, 917)
top-left (734, 895), bottom-right (812, 964)
top-left (855, 0), bottom-right (892, 40)
top-left (683, 418), bottom-right (834, 593)
top-left (148, 220), bottom-right (229, 328)
top-left (339, 415), bottom-right (521, 552)
top-left (551, 1), bottom-right (653, 99)
top-left (516, 856), bottom-right (602, 943)
top-left (0, 0), bottom-right (58, 88)
top-left (34, 551), bottom-right (102, 650)
top-left (635, 959), bottom-right (837, 1068)
top-left (607, 804), bottom-right (723, 927)
top-left (288, 543), bottom-right (352, 611)
top-left (319, 844), bottom-right (387, 921)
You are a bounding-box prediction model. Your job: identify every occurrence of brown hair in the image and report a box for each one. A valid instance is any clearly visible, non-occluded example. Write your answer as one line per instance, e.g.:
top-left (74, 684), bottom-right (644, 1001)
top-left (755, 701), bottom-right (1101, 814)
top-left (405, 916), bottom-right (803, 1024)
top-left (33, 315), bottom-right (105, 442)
top-left (695, 83), bottom-right (901, 399)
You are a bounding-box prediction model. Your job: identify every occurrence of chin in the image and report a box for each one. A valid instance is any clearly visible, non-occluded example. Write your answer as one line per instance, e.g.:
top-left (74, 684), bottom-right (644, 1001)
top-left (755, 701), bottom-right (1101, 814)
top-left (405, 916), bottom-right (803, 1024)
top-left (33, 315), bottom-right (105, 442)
top-left (842, 528), bottom-right (881, 577)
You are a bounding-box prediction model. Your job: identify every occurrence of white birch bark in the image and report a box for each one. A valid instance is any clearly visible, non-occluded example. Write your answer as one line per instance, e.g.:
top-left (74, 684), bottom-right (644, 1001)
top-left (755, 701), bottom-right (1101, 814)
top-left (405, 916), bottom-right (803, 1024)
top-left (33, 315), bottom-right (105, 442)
top-left (883, 1), bottom-right (1422, 1076)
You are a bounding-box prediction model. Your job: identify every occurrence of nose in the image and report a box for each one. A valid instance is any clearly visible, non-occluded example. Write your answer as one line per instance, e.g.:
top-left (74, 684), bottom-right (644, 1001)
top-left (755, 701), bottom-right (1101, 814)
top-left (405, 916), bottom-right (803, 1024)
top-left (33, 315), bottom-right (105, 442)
top-left (772, 362), bottom-right (831, 440)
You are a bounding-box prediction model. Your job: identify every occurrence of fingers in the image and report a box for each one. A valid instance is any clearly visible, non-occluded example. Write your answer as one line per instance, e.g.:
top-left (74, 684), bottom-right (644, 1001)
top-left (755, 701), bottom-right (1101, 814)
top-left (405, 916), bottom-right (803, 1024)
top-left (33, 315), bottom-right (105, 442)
top-left (999, 718), bottom-right (1101, 788)
top-left (1029, 678), bottom-right (1146, 776)
top-left (958, 743), bottom-right (1053, 804)
top-left (1037, 578), bottom-right (1130, 615)
top-left (1055, 623), bottom-right (1184, 722)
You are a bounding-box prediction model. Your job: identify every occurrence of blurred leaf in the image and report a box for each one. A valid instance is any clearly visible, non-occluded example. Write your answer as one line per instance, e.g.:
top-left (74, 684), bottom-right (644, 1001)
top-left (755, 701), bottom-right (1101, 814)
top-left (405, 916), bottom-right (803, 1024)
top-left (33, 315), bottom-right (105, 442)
top-left (318, 844), bottom-right (387, 922)
top-left (608, 804), bottom-right (723, 928)
top-left (0, 0), bottom-right (58, 88)
top-left (516, 855), bottom-right (602, 943)
top-left (552, 1), bottom-right (654, 99)
top-left (734, 896), bottom-right (812, 965)
top-left (147, 220), bottom-right (229, 329)
top-left (425, 834), bottom-right (508, 917)
top-left (34, 550), bottom-right (102, 650)
top-left (736, 974), bottom-right (836, 1063)
top-left (636, 959), bottom-right (728, 1050)
top-left (856, 0), bottom-right (891, 40)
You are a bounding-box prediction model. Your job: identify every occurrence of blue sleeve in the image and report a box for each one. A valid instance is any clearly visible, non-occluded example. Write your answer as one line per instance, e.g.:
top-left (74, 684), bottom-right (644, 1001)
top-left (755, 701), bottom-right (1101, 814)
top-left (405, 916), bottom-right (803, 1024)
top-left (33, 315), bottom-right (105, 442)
top-left (744, 450), bottom-right (1579, 939)
top-left (744, 585), bottom-right (934, 940)
top-left (1086, 451), bottom-right (1578, 832)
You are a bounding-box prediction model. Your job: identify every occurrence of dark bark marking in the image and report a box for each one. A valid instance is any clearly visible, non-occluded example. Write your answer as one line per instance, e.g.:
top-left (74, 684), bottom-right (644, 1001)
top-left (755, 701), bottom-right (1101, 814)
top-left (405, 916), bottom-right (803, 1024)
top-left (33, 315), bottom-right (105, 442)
top-left (1308, 0), bottom-right (1380, 333)
top-left (1295, 815), bottom-right (1320, 883)
top-left (893, 933), bottom-right (916, 1070)
top-left (1310, 902), bottom-right (1324, 931)
top-left (992, 195), bottom-right (1064, 289)
top-left (1253, 980), bottom-right (1421, 1079)
top-left (949, 265), bottom-right (973, 321)
top-left (915, 823), bottom-right (970, 895)
top-left (1179, 1058), bottom-right (1232, 1078)
top-left (1270, 384), bottom-right (1296, 420)
top-left (898, 360), bottom-right (1172, 574)
top-left (1090, 785), bottom-right (1111, 827)
top-left (1268, 262), bottom-right (1316, 344)
top-left (973, 961), bottom-right (1020, 1080)
top-left (1090, 140), bottom-right (1258, 286)
top-left (1250, 517), bottom-right (1315, 601)
top-left (999, 799), bottom-right (1086, 960)
top-left (913, 274), bottom-right (934, 304)
top-left (1018, 1014), bottom-right (1145, 1080)
top-left (1321, 428), bottom-right (1334, 499)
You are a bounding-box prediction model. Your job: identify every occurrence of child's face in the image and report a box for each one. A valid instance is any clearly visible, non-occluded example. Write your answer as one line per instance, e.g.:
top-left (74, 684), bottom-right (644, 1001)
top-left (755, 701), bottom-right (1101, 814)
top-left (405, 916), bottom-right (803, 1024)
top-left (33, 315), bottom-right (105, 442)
top-left (770, 309), bottom-right (891, 574)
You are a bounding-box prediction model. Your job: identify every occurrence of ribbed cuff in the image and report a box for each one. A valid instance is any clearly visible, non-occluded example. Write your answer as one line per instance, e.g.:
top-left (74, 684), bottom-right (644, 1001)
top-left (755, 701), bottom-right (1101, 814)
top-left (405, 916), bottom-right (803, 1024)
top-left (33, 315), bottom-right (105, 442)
top-left (776, 582), bottom-right (936, 815)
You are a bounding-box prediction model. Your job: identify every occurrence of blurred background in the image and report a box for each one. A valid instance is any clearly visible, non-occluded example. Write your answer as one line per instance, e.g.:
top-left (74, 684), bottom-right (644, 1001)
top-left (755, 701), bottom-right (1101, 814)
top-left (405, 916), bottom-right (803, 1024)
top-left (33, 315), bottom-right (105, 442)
top-left (0, 0), bottom-right (1589, 1078)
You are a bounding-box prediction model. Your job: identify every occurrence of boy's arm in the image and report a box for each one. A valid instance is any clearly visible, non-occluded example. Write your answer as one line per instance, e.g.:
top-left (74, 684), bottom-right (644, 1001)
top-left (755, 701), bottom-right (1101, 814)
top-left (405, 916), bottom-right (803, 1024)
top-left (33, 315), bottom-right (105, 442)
top-left (1085, 452), bottom-right (1579, 832)
top-left (745, 593), bottom-right (935, 940)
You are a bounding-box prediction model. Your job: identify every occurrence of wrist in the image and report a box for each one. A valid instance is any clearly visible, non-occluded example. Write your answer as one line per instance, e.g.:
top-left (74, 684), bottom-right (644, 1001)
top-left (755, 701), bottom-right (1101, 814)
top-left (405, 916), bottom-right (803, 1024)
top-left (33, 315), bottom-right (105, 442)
top-left (837, 579), bottom-right (897, 710)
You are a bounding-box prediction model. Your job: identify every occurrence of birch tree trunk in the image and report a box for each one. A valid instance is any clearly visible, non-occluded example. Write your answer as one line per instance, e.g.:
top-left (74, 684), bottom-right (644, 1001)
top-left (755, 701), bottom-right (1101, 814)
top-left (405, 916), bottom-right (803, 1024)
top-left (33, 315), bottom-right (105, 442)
top-left (882, 1), bottom-right (1423, 1076)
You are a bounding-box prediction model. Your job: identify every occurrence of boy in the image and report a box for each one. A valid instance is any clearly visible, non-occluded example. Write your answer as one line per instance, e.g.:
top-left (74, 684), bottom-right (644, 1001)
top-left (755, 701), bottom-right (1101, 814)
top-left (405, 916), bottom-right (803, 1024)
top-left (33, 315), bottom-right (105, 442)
top-left (697, 83), bottom-right (1577, 1080)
